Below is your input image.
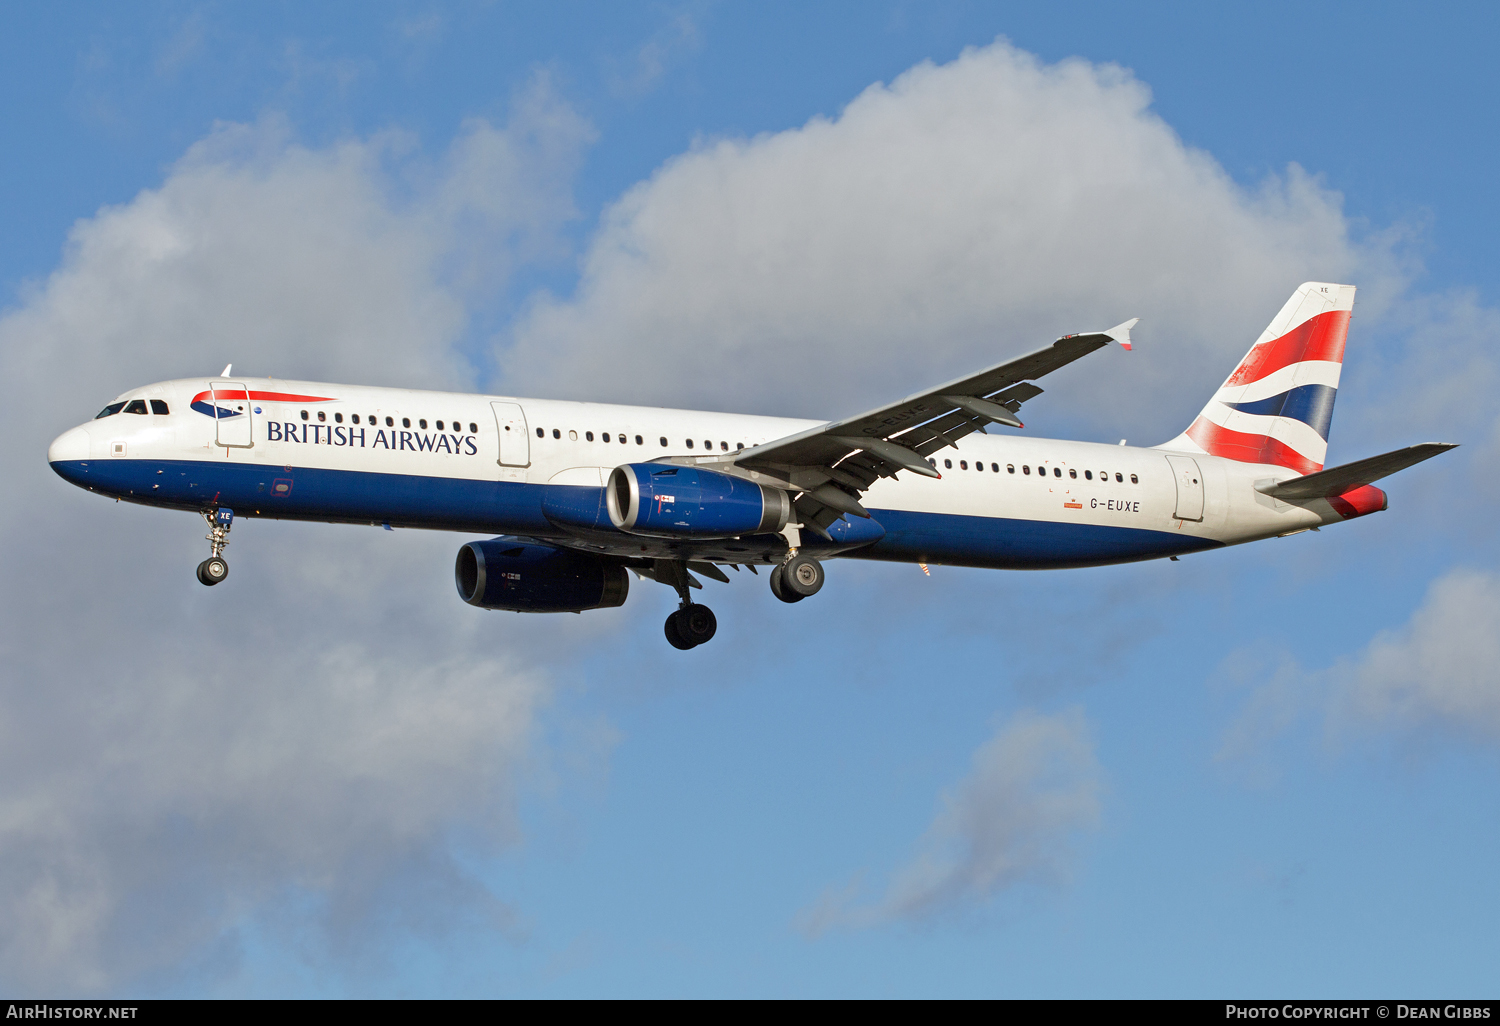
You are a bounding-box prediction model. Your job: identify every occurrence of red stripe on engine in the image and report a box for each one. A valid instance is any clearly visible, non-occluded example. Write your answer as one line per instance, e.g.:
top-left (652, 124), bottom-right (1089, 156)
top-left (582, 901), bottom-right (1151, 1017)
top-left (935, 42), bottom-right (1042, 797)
top-left (1326, 484), bottom-right (1387, 520)
top-left (1185, 417), bottom-right (1323, 474)
top-left (1223, 308), bottom-right (1351, 387)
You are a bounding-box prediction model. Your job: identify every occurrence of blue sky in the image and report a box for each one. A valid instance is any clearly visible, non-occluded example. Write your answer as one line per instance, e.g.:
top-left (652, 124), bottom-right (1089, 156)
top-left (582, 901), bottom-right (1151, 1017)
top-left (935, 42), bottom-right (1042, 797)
top-left (1, 1), bottom-right (1497, 997)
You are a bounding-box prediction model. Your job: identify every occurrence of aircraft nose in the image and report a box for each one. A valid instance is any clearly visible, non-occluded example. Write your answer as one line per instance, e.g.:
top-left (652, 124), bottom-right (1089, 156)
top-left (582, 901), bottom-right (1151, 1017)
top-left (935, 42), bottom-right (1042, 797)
top-left (48, 425), bottom-right (90, 464)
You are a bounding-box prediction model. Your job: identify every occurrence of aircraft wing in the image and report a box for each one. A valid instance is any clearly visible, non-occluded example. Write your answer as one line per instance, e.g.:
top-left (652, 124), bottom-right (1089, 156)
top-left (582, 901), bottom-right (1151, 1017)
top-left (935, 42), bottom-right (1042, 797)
top-left (1255, 443), bottom-right (1457, 501)
top-left (722, 319), bottom-right (1138, 536)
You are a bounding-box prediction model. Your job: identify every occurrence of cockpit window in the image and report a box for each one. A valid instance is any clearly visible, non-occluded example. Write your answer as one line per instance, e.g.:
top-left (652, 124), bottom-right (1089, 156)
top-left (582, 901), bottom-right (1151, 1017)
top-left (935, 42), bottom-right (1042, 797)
top-left (150, 400), bottom-right (169, 415)
top-left (95, 402), bottom-right (127, 419)
top-left (124, 400), bottom-right (148, 415)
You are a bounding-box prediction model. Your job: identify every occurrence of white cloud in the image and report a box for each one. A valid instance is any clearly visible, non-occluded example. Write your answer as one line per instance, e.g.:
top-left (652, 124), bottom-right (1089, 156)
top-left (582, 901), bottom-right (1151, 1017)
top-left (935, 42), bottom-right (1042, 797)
top-left (1217, 568), bottom-right (1500, 763)
top-left (501, 39), bottom-right (1395, 442)
top-left (801, 708), bottom-right (1100, 933)
top-left (0, 81), bottom-right (594, 991)
top-left (1331, 568), bottom-right (1500, 741)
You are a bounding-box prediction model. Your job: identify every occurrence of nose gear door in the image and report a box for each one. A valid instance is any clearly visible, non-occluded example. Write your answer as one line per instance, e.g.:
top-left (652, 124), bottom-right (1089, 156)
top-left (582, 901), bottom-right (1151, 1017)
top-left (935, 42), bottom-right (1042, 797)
top-left (491, 401), bottom-right (530, 468)
top-left (211, 381), bottom-right (253, 448)
top-left (1164, 454), bottom-right (1204, 521)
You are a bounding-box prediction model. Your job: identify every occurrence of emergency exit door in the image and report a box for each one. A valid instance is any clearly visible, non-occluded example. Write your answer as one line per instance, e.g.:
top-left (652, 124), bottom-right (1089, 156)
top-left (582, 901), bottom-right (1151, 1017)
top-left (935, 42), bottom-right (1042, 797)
top-left (491, 402), bottom-right (530, 467)
top-left (1164, 455), bottom-right (1204, 521)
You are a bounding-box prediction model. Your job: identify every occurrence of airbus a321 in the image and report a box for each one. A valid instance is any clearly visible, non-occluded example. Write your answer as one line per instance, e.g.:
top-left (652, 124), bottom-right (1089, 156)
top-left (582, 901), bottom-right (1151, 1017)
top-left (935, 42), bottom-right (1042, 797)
top-left (48, 282), bottom-right (1453, 649)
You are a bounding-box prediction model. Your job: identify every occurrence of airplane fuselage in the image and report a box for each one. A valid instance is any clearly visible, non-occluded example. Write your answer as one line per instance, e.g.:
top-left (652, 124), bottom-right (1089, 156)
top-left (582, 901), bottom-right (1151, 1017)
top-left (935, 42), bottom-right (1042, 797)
top-left (49, 375), bottom-right (1347, 572)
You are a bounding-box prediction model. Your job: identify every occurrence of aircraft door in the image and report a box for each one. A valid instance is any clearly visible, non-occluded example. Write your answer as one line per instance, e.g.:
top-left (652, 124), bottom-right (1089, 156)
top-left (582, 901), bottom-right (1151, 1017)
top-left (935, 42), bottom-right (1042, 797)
top-left (1165, 455), bottom-right (1204, 521)
top-left (211, 381), bottom-right (253, 448)
top-left (491, 401), bottom-right (530, 467)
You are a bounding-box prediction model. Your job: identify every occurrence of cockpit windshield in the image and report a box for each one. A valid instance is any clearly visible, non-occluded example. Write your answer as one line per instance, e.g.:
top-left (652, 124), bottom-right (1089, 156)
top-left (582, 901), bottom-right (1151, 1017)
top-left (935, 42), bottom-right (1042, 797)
top-left (94, 398), bottom-right (168, 419)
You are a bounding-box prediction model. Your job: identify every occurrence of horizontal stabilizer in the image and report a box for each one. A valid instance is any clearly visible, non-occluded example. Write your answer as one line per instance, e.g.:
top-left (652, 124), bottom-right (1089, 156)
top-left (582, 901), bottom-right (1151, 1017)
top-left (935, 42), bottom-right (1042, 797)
top-left (1255, 443), bottom-right (1457, 500)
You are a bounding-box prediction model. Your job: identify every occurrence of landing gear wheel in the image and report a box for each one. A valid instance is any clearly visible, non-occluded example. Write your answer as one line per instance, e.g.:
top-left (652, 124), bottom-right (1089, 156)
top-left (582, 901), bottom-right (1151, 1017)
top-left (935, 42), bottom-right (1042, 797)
top-left (783, 554), bottom-right (824, 598)
top-left (678, 604), bottom-right (717, 646)
top-left (196, 556), bottom-right (228, 586)
top-left (769, 565), bottom-right (804, 604)
top-left (664, 610), bottom-right (696, 650)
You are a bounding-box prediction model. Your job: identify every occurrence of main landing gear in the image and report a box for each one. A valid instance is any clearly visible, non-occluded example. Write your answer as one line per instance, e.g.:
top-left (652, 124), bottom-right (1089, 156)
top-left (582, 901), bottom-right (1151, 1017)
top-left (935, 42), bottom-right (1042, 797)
top-left (665, 603), bottom-right (718, 650)
top-left (661, 572), bottom-right (717, 650)
top-left (196, 508), bottom-right (233, 587)
top-left (656, 552), bottom-right (825, 650)
top-left (769, 553), bottom-right (824, 604)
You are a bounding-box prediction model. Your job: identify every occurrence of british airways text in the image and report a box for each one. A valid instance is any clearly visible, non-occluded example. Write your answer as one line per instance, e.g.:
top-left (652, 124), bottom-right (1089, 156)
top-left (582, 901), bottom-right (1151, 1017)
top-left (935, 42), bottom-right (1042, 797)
top-left (266, 422), bottom-right (479, 455)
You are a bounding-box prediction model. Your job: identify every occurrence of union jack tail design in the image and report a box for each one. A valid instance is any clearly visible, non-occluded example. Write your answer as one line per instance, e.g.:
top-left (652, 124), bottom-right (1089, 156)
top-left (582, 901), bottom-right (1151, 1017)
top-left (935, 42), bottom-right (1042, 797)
top-left (1161, 282), bottom-right (1355, 474)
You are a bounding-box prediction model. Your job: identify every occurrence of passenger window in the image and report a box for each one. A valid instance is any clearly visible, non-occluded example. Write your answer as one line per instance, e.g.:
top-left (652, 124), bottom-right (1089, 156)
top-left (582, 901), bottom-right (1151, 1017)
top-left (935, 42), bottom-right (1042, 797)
top-left (386, 417), bottom-right (394, 427)
top-left (1022, 465), bottom-right (1030, 475)
top-left (1007, 464), bottom-right (1015, 474)
top-left (636, 435), bottom-right (644, 445)
top-left (1130, 474), bottom-right (1138, 484)
top-left (620, 434), bottom-right (627, 444)
top-left (352, 415), bottom-right (360, 424)
top-left (1069, 468), bottom-right (1077, 479)
top-left (318, 411), bottom-right (327, 422)
top-left (435, 420), bottom-right (443, 430)
top-left (603, 432), bottom-right (611, 442)
top-left (469, 423), bottom-right (478, 434)
top-left (552, 429), bottom-right (560, 439)
top-left (95, 402), bottom-right (126, 419)
top-left (991, 463), bottom-right (999, 472)
top-left (1054, 467), bottom-right (1062, 478)
top-left (568, 430), bottom-right (577, 440)
top-left (686, 439), bottom-right (694, 448)
top-left (736, 442), bottom-right (743, 450)
top-left (535, 427), bottom-right (543, 437)
top-left (403, 418), bottom-right (412, 428)
top-left (944, 459), bottom-right (952, 469)
top-left (703, 440), bottom-right (711, 449)
top-left (1115, 472), bottom-right (1123, 482)
top-left (720, 441), bottom-right (728, 451)
top-left (976, 461), bottom-right (983, 471)
top-left (959, 460), bottom-right (967, 470)
top-left (335, 413), bottom-right (344, 423)
top-left (1085, 470), bottom-right (1092, 480)
top-left (418, 419), bottom-right (426, 429)
top-left (150, 400), bottom-right (169, 415)
top-left (586, 431), bottom-right (594, 441)
top-left (660, 436), bottom-right (668, 447)
top-left (300, 410), bottom-right (309, 421)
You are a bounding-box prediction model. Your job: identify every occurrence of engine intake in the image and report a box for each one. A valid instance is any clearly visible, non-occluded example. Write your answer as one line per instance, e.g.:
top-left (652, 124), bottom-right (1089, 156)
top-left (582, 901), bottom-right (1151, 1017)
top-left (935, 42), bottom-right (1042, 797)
top-left (606, 464), bottom-right (789, 539)
top-left (455, 539), bottom-right (629, 613)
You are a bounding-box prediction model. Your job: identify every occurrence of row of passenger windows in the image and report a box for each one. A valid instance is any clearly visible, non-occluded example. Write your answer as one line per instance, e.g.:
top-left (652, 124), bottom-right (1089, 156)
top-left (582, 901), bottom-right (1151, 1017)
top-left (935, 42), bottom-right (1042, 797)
top-left (298, 409), bottom-right (478, 433)
top-left (96, 399), bottom-right (169, 419)
top-left (936, 457), bottom-right (1138, 483)
top-left (534, 428), bottom-right (744, 451)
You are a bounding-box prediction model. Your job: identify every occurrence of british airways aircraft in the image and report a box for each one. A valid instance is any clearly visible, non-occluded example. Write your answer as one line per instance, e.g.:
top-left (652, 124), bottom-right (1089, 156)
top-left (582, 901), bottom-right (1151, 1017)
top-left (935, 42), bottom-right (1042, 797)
top-left (48, 282), bottom-right (1452, 649)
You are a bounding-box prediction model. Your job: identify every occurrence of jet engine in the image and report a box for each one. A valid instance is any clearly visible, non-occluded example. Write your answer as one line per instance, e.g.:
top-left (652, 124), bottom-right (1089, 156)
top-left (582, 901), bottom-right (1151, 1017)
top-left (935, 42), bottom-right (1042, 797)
top-left (455, 539), bottom-right (629, 613)
top-left (606, 464), bottom-right (790, 539)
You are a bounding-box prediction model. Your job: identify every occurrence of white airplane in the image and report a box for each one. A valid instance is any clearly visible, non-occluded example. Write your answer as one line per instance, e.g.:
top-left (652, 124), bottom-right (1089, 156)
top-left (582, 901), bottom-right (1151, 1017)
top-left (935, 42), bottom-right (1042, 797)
top-left (49, 282), bottom-right (1452, 649)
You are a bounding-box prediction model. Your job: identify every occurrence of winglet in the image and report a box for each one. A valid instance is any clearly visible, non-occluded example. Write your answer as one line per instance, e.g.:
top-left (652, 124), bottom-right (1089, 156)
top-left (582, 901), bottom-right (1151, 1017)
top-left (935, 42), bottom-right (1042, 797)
top-left (1104, 319), bottom-right (1139, 351)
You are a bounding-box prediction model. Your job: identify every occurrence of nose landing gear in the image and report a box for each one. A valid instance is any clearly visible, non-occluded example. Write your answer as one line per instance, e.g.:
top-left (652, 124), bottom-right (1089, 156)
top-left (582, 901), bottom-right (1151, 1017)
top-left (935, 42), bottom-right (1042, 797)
top-left (196, 508), bottom-right (233, 587)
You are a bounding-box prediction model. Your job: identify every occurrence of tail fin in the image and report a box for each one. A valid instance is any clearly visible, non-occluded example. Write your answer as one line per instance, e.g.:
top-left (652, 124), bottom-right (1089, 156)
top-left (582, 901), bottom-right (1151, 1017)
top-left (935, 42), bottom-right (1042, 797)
top-left (1160, 282), bottom-right (1355, 474)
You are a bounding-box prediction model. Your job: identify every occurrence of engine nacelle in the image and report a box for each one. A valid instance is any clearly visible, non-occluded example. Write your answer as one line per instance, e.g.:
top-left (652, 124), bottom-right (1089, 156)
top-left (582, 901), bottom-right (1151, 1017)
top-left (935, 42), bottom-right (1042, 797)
top-left (606, 464), bottom-right (790, 539)
top-left (455, 539), bottom-right (629, 613)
